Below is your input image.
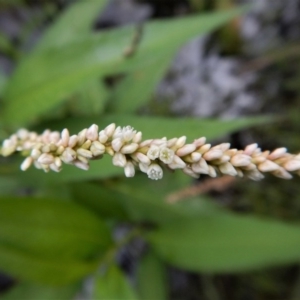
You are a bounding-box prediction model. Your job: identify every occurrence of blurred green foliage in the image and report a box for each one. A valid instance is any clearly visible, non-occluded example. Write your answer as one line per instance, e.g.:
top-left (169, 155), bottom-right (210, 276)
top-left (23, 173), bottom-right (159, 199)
top-left (1, 1), bottom-right (300, 299)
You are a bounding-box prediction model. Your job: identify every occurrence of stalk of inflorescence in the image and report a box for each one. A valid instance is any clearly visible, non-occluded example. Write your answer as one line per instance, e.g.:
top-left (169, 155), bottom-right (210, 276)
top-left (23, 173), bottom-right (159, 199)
top-left (1, 123), bottom-right (300, 181)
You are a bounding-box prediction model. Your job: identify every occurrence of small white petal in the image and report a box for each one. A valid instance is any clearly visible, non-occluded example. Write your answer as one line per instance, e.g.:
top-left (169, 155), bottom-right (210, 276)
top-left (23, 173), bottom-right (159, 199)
top-left (50, 163), bottom-right (61, 172)
top-left (147, 164), bottom-right (163, 180)
top-left (17, 129), bottom-right (29, 140)
top-left (20, 157), bottom-right (33, 171)
top-left (81, 140), bottom-right (92, 150)
top-left (112, 153), bottom-right (127, 167)
top-left (147, 145), bottom-right (160, 160)
top-left (124, 161), bottom-right (135, 177)
top-left (54, 157), bottom-right (62, 168)
top-left (198, 144), bottom-right (211, 154)
top-left (90, 141), bottom-right (105, 156)
top-left (167, 138), bottom-right (177, 148)
top-left (31, 148), bottom-right (41, 159)
top-left (219, 162), bottom-right (237, 176)
top-left (159, 147), bottom-right (174, 164)
top-left (208, 165), bottom-right (217, 177)
top-left (246, 169), bottom-right (264, 181)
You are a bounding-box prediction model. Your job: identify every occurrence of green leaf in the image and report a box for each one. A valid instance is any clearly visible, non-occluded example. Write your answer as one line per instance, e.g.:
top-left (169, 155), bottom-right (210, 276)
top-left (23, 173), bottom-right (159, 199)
top-left (0, 244), bottom-right (97, 285)
top-left (148, 213), bottom-right (300, 273)
top-left (137, 251), bottom-right (168, 300)
top-left (70, 182), bottom-right (128, 220)
top-left (69, 79), bottom-right (109, 116)
top-left (1, 282), bottom-right (78, 300)
top-left (2, 8), bottom-right (247, 126)
top-left (93, 264), bottom-right (138, 300)
top-left (110, 54), bottom-right (172, 113)
top-left (40, 114), bottom-right (271, 141)
top-left (36, 0), bottom-right (108, 51)
top-left (97, 172), bottom-right (220, 224)
top-left (0, 197), bottom-right (112, 260)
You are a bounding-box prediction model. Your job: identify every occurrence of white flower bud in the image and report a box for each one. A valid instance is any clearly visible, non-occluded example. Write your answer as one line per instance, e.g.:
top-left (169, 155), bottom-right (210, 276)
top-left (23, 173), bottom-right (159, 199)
top-left (99, 130), bottom-right (108, 143)
top-left (77, 129), bottom-right (87, 146)
top-left (258, 160), bottom-right (280, 172)
top-left (17, 129), bottom-right (29, 140)
top-left (77, 148), bottom-right (93, 158)
top-left (38, 153), bottom-right (54, 165)
top-left (193, 137), bottom-right (206, 148)
top-left (284, 159), bottom-right (300, 172)
top-left (133, 131), bottom-right (142, 143)
top-left (175, 136), bottom-right (186, 148)
top-left (246, 169), bottom-right (264, 181)
top-left (86, 124), bottom-right (99, 141)
top-left (121, 143), bottom-right (139, 154)
top-left (139, 139), bottom-right (153, 147)
top-left (74, 161), bottom-right (89, 170)
top-left (198, 144), bottom-right (211, 154)
top-left (192, 158), bottom-right (209, 174)
top-left (77, 155), bottom-right (89, 164)
top-left (208, 165), bottom-right (217, 177)
top-left (167, 138), bottom-right (177, 148)
top-left (244, 143), bottom-right (258, 156)
top-left (219, 162), bottom-right (237, 176)
top-left (147, 163), bottom-right (163, 180)
top-left (139, 163), bottom-right (149, 173)
top-left (268, 147), bottom-right (287, 160)
top-left (20, 157), bottom-right (33, 171)
top-left (124, 161), bottom-right (135, 177)
top-left (68, 135), bottom-right (78, 148)
top-left (203, 149), bottom-right (223, 161)
top-left (191, 152), bottom-right (202, 162)
top-left (56, 145), bottom-right (65, 155)
top-left (176, 144), bottom-right (196, 157)
top-left (61, 148), bottom-right (77, 163)
top-left (50, 163), bottom-right (60, 172)
top-left (81, 140), bottom-right (92, 150)
top-left (61, 129), bottom-right (70, 147)
top-left (104, 123), bottom-right (116, 137)
top-left (272, 167), bottom-right (292, 180)
top-left (90, 141), bottom-right (105, 156)
top-left (41, 144), bottom-right (51, 153)
top-left (1, 139), bottom-right (17, 156)
top-left (136, 152), bottom-right (151, 165)
top-left (159, 147), bottom-right (174, 164)
top-left (183, 166), bottom-right (200, 179)
top-left (112, 153), bottom-right (127, 167)
top-left (49, 132), bottom-right (60, 144)
top-left (31, 148), bottom-right (41, 159)
top-left (54, 157), bottom-right (62, 168)
top-left (112, 138), bottom-right (124, 152)
top-left (147, 145), bottom-right (160, 160)
top-left (230, 154), bottom-right (251, 167)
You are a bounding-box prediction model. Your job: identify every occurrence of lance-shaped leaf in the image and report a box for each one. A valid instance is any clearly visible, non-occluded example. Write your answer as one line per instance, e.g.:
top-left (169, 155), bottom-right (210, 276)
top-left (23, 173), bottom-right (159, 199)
top-left (1, 7), bottom-right (248, 126)
top-left (148, 213), bottom-right (300, 272)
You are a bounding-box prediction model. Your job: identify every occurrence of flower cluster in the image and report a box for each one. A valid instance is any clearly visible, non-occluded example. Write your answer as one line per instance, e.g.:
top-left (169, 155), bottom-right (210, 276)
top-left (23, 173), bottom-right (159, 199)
top-left (1, 123), bottom-right (300, 181)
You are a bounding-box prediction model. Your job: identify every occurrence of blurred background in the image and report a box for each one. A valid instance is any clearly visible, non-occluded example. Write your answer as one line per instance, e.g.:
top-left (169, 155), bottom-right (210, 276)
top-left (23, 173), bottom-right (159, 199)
top-left (1, 0), bottom-right (300, 299)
